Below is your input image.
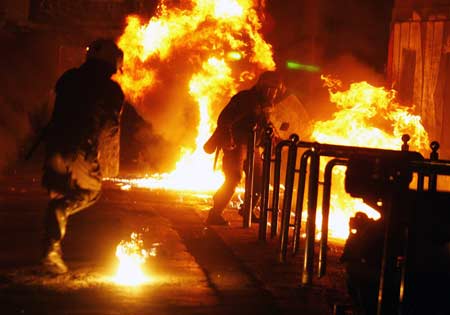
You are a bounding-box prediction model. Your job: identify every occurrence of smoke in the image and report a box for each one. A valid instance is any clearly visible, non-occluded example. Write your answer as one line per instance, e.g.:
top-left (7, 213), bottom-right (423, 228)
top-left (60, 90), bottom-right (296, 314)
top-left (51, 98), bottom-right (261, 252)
top-left (280, 53), bottom-right (387, 130)
top-left (264, 0), bottom-right (393, 123)
top-left (322, 54), bottom-right (386, 86)
top-left (134, 62), bottom-right (200, 149)
top-left (315, 54), bottom-right (386, 117)
top-left (122, 59), bottom-right (213, 173)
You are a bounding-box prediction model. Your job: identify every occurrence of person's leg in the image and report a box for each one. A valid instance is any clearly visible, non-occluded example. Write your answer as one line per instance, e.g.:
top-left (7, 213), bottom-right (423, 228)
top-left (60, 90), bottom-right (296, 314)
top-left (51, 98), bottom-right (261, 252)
top-left (42, 152), bottom-right (101, 273)
top-left (207, 146), bottom-right (244, 225)
top-left (42, 188), bottom-right (101, 273)
top-left (251, 150), bottom-right (263, 205)
top-left (44, 189), bottom-right (100, 242)
top-left (239, 148), bottom-right (263, 221)
top-left (251, 151), bottom-right (263, 220)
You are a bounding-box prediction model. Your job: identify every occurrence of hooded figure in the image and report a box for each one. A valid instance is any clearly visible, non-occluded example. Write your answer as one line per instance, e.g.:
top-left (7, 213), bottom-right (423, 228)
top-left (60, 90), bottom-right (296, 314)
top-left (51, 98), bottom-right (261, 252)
top-left (204, 71), bottom-right (285, 225)
top-left (41, 39), bottom-right (124, 274)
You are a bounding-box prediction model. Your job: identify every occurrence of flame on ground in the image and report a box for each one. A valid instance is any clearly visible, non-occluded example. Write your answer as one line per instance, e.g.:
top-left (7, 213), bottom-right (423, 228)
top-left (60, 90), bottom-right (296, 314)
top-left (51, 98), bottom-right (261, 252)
top-left (114, 233), bottom-right (151, 286)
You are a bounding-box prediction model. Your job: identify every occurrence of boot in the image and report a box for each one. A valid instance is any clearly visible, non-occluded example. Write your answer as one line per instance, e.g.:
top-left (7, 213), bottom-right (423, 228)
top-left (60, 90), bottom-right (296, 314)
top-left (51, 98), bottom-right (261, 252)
top-left (41, 240), bottom-right (68, 274)
top-left (206, 209), bottom-right (229, 226)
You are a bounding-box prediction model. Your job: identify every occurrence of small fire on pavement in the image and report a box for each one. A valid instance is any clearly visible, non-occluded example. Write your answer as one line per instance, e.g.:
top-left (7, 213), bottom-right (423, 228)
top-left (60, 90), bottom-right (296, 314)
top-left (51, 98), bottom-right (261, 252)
top-left (113, 232), bottom-right (153, 286)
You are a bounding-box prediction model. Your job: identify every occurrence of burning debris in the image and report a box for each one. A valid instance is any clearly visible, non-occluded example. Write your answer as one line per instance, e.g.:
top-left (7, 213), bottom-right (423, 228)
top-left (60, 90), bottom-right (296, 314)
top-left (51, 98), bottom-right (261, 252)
top-left (114, 232), bottom-right (152, 286)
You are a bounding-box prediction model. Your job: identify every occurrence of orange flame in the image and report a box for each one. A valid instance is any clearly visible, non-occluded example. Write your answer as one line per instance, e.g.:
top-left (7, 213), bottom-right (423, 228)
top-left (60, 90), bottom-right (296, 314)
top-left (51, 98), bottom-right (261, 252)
top-left (313, 75), bottom-right (429, 150)
top-left (312, 75), bottom-right (429, 239)
top-left (114, 232), bottom-right (151, 286)
top-left (115, 0), bottom-right (274, 101)
top-left (112, 0), bottom-right (274, 192)
top-left (110, 2), bottom-right (431, 242)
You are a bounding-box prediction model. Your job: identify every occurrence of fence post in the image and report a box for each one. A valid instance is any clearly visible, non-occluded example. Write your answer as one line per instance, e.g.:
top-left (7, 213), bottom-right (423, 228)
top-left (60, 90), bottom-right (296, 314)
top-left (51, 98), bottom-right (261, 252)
top-left (318, 159), bottom-right (348, 278)
top-left (243, 124), bottom-right (257, 228)
top-left (302, 148), bottom-right (320, 286)
top-left (293, 150), bottom-right (313, 255)
top-left (429, 141), bottom-right (439, 191)
top-left (270, 140), bottom-right (291, 238)
top-left (279, 134), bottom-right (299, 262)
top-left (259, 127), bottom-right (274, 241)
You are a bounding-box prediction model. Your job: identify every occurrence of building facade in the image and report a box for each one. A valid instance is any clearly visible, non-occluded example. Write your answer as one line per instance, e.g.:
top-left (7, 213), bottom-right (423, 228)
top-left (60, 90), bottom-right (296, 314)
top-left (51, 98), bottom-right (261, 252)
top-left (388, 0), bottom-right (450, 155)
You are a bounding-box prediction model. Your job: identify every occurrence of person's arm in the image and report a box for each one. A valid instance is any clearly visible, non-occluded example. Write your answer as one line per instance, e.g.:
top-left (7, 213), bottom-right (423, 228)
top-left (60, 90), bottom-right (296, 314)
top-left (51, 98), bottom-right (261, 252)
top-left (96, 82), bottom-right (124, 136)
top-left (214, 93), bottom-right (249, 150)
top-left (217, 93), bottom-right (247, 129)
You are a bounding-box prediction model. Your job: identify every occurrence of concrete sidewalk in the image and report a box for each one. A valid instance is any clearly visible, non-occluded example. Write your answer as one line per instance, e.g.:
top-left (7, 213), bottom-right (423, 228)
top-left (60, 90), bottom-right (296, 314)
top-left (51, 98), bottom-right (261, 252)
top-left (0, 176), bottom-right (350, 315)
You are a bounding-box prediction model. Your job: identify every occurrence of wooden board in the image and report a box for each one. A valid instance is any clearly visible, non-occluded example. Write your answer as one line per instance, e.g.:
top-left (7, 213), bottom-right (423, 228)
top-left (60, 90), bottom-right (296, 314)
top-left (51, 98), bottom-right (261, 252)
top-left (388, 20), bottom-right (449, 145)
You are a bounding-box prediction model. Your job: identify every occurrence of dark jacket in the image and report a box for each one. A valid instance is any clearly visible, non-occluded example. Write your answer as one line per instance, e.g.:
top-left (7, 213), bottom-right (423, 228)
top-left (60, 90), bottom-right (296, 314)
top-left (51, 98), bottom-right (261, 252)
top-left (217, 87), bottom-right (269, 146)
top-left (44, 59), bottom-right (124, 158)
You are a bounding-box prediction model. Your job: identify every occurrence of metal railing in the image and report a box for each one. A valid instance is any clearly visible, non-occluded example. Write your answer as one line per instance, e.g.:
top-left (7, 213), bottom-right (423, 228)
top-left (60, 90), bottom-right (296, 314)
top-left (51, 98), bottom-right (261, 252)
top-left (242, 127), bottom-right (450, 315)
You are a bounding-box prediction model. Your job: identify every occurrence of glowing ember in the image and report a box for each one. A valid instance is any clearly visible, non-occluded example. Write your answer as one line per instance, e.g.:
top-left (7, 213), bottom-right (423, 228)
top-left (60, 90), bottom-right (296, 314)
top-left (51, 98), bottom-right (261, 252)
top-left (113, 0), bottom-right (275, 192)
top-left (312, 76), bottom-right (429, 239)
top-left (119, 183), bottom-right (132, 191)
top-left (114, 233), bottom-right (150, 286)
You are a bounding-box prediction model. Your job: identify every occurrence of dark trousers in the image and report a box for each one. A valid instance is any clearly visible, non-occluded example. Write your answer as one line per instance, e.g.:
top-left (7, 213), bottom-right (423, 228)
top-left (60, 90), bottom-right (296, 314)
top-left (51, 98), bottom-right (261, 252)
top-left (212, 144), bottom-right (262, 215)
top-left (42, 151), bottom-right (101, 252)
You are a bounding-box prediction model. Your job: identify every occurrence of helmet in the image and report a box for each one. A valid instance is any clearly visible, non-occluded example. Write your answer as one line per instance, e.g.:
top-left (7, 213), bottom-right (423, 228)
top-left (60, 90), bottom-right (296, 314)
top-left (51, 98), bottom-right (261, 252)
top-left (86, 38), bottom-right (123, 73)
top-left (255, 71), bottom-right (285, 104)
top-left (256, 71), bottom-right (283, 88)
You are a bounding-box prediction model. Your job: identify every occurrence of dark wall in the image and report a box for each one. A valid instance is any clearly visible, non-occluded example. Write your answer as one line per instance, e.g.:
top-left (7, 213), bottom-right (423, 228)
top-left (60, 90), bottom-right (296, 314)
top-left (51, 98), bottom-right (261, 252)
top-left (321, 0), bottom-right (394, 73)
top-left (266, 0), bottom-right (394, 72)
top-left (264, 0), bottom-right (395, 119)
top-left (0, 1), bottom-right (158, 176)
top-left (0, 28), bottom-right (60, 175)
top-left (395, 0), bottom-right (450, 7)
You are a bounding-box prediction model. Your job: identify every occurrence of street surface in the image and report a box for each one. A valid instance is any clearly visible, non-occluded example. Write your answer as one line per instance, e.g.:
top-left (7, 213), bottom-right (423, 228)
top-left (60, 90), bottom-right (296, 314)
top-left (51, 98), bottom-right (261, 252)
top-left (0, 174), bottom-right (349, 315)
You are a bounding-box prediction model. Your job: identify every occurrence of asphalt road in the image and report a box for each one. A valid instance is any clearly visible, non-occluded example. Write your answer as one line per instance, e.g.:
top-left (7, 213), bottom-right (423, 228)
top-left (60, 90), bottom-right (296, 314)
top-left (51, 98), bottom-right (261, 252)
top-left (0, 177), bottom-right (348, 315)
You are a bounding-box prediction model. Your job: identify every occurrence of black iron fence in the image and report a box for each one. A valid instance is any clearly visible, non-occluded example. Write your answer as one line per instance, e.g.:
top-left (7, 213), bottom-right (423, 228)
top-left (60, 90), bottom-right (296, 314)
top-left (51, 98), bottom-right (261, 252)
top-left (242, 127), bottom-right (450, 315)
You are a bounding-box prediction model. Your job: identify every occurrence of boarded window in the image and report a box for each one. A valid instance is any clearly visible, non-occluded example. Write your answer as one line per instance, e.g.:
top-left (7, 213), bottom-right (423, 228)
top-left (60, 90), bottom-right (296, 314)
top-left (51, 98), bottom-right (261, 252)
top-left (435, 52), bottom-right (450, 152)
top-left (398, 48), bottom-right (416, 106)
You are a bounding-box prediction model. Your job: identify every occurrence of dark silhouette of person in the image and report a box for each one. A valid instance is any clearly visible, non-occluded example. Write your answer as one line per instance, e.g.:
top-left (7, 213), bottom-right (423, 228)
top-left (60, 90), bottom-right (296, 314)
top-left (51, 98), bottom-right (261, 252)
top-left (40, 39), bottom-right (125, 274)
top-left (204, 71), bottom-right (285, 225)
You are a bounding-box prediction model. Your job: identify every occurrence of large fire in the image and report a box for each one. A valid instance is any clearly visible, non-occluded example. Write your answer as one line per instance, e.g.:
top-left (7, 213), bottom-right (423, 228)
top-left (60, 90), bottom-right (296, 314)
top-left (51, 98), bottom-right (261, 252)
top-left (312, 76), bottom-right (429, 239)
top-left (113, 0), bottom-right (274, 192)
top-left (110, 0), bottom-right (429, 245)
top-left (313, 75), bottom-right (429, 150)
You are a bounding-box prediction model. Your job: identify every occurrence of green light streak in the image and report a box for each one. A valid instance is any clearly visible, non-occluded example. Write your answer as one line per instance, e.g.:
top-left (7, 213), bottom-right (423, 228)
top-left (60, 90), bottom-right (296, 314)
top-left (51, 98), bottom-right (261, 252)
top-left (286, 60), bottom-right (320, 72)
